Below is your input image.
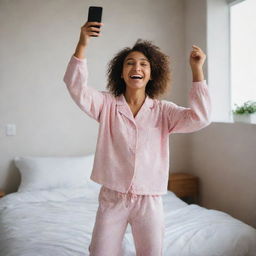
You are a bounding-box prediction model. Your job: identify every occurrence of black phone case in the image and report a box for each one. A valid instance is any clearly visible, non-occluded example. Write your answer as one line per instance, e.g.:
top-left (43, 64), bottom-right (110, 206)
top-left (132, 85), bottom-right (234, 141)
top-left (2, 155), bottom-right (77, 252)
top-left (87, 6), bottom-right (102, 30)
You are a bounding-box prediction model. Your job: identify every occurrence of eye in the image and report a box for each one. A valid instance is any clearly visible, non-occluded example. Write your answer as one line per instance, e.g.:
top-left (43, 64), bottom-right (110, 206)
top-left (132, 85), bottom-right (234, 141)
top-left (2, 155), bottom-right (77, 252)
top-left (127, 62), bottom-right (134, 65)
top-left (141, 63), bottom-right (148, 66)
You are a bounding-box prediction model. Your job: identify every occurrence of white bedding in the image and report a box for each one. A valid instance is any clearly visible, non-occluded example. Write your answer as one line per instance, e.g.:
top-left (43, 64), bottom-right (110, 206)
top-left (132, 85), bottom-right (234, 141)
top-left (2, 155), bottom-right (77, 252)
top-left (0, 184), bottom-right (255, 256)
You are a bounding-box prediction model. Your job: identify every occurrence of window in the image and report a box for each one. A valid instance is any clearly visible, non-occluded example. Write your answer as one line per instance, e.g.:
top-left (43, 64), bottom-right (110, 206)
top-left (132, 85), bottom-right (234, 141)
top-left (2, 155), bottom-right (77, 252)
top-left (230, 0), bottom-right (256, 108)
top-left (206, 0), bottom-right (255, 122)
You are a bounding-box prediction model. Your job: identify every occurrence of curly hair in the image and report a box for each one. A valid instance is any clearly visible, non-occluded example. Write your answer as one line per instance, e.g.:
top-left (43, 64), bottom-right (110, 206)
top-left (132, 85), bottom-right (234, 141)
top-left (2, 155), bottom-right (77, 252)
top-left (106, 39), bottom-right (172, 99)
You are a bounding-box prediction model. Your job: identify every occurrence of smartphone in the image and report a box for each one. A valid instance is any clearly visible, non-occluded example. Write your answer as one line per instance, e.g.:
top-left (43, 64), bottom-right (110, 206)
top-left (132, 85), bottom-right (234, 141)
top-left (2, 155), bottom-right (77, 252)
top-left (87, 6), bottom-right (103, 36)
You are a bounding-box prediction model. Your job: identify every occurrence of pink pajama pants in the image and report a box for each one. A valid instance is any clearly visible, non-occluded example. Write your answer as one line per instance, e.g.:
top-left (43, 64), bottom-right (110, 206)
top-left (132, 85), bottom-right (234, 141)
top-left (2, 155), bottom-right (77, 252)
top-left (88, 185), bottom-right (165, 256)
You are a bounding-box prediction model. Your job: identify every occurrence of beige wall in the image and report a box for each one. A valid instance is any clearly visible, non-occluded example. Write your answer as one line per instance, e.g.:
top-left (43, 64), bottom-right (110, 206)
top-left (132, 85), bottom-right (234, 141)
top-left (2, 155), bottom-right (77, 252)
top-left (188, 123), bottom-right (256, 228)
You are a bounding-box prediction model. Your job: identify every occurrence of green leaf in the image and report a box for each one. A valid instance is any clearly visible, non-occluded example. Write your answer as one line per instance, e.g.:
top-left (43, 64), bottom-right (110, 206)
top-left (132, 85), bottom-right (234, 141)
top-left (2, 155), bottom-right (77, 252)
top-left (233, 101), bottom-right (256, 114)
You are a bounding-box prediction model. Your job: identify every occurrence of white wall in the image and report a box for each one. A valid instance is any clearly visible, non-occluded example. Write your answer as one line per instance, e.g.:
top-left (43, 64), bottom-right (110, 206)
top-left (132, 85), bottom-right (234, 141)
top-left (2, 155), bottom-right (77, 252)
top-left (0, 0), bottom-right (189, 193)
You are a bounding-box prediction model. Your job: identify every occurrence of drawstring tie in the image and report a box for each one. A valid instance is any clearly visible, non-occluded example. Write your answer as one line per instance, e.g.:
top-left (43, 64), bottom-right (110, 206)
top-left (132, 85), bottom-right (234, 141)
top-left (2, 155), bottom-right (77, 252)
top-left (118, 184), bottom-right (138, 206)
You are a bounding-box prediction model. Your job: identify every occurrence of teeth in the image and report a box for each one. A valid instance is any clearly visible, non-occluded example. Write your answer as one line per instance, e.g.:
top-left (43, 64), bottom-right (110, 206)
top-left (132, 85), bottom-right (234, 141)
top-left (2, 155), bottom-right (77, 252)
top-left (130, 75), bottom-right (143, 79)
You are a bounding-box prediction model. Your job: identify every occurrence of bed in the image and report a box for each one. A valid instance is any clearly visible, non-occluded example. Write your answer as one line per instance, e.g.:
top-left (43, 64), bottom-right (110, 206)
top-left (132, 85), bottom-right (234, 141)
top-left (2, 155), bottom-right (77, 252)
top-left (0, 155), bottom-right (255, 256)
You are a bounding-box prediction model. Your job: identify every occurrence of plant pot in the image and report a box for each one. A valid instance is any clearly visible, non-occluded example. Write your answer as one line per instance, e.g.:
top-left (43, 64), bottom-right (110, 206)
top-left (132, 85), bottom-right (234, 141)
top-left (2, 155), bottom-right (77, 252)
top-left (233, 113), bottom-right (256, 124)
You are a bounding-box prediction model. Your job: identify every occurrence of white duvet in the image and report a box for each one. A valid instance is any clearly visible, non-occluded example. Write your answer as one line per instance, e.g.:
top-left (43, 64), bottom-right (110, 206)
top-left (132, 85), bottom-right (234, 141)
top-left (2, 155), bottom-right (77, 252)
top-left (0, 184), bottom-right (256, 256)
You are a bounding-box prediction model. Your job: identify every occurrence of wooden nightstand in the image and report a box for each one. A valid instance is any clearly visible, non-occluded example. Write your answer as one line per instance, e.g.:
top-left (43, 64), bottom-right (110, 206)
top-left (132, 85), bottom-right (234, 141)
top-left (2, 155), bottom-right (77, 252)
top-left (168, 173), bottom-right (199, 204)
top-left (0, 190), bottom-right (5, 198)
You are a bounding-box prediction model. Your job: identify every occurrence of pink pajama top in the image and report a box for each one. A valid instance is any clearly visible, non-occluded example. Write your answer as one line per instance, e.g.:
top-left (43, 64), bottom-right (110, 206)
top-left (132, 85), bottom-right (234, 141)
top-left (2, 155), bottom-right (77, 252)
top-left (63, 55), bottom-right (211, 196)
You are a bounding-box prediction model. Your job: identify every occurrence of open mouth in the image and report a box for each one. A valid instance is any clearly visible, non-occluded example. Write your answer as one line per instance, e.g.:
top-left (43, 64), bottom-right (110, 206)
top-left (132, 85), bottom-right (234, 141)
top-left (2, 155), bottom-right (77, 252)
top-left (130, 75), bottom-right (143, 79)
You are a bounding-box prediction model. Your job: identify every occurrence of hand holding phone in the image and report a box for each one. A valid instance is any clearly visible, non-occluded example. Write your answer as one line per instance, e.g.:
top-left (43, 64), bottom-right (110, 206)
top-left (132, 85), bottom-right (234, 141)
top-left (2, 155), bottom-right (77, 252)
top-left (78, 6), bottom-right (103, 46)
top-left (75, 6), bottom-right (103, 58)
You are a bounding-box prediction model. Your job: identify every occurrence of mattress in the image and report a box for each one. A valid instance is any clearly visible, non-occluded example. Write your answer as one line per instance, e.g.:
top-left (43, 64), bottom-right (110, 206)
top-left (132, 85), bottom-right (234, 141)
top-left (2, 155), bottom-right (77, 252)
top-left (0, 183), bottom-right (255, 256)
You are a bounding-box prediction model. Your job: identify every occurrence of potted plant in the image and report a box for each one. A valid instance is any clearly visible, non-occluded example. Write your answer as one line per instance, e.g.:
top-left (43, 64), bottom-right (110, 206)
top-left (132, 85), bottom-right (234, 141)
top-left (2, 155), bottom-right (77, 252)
top-left (232, 101), bottom-right (256, 124)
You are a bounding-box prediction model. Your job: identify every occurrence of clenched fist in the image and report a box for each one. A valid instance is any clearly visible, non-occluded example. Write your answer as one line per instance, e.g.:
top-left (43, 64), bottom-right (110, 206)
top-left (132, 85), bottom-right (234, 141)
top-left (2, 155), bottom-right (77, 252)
top-left (189, 45), bottom-right (206, 71)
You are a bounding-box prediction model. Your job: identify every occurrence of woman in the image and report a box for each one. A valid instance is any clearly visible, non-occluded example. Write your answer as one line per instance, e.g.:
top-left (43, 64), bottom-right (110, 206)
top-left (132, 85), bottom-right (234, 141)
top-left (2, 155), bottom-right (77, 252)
top-left (63, 21), bottom-right (211, 256)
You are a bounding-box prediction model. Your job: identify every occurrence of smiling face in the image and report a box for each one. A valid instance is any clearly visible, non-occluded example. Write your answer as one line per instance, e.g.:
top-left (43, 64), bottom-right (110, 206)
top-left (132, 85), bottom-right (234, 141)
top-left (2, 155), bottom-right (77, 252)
top-left (121, 51), bottom-right (151, 92)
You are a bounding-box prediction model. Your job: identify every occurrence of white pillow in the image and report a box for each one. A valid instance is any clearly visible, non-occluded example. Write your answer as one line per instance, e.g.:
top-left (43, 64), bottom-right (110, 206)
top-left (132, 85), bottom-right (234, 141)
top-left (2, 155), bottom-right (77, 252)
top-left (14, 154), bottom-right (95, 192)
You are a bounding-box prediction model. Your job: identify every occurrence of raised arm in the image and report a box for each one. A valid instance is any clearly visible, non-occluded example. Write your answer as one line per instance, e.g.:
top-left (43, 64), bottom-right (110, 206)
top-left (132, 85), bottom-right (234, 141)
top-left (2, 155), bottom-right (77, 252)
top-left (166, 45), bottom-right (211, 134)
top-left (63, 21), bottom-right (105, 123)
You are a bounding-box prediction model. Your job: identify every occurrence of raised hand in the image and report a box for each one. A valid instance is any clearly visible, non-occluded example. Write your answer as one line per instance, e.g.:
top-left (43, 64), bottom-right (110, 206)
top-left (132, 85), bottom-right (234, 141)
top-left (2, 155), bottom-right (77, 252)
top-left (78, 21), bottom-right (104, 47)
top-left (189, 45), bottom-right (206, 71)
